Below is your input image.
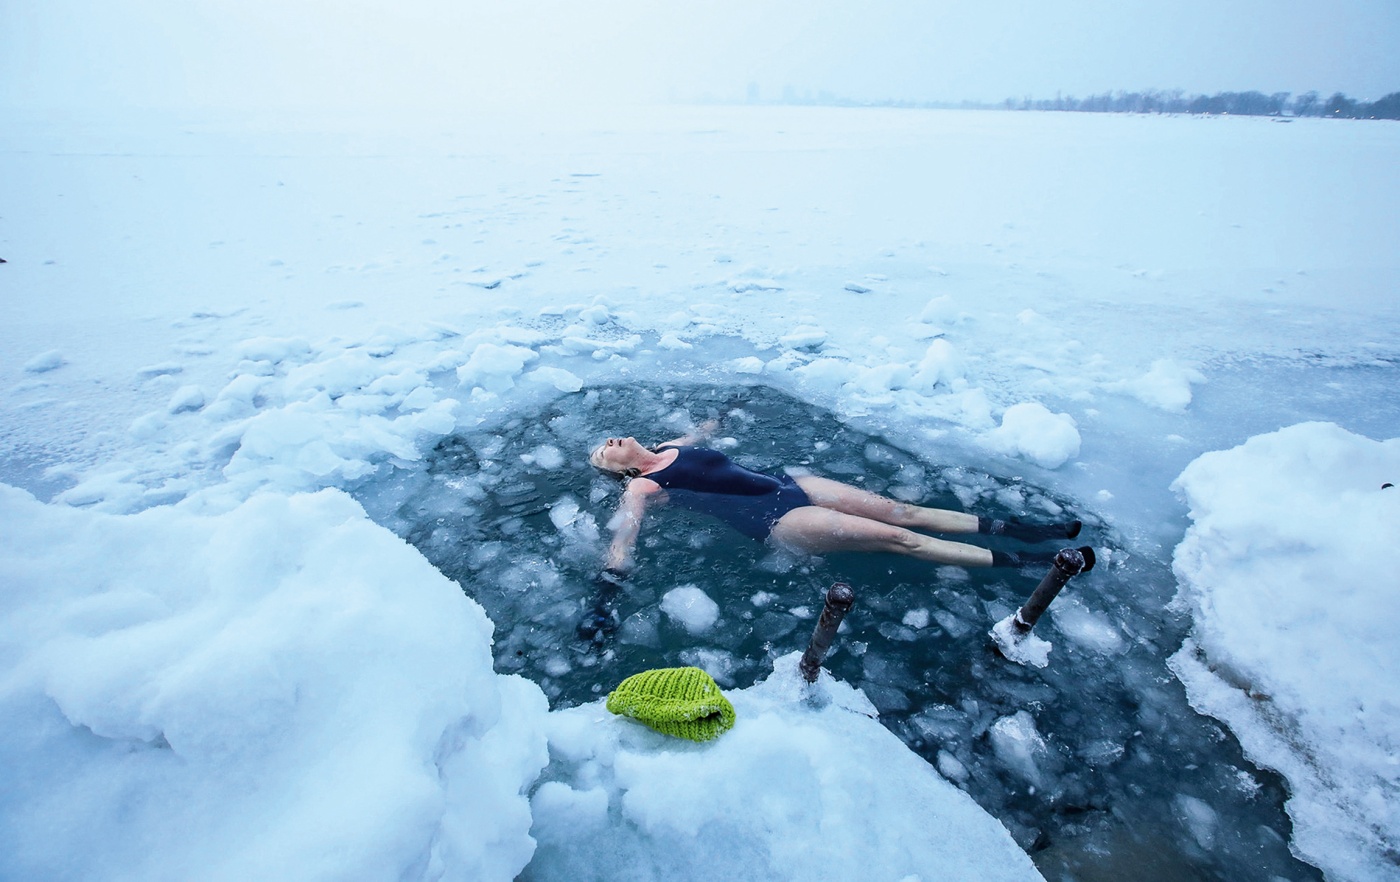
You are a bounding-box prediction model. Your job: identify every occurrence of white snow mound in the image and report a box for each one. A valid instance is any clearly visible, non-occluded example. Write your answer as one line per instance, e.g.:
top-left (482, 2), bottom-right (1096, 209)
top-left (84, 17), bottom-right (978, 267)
top-left (0, 484), bottom-right (550, 882)
top-left (1170, 422), bottom-right (1400, 882)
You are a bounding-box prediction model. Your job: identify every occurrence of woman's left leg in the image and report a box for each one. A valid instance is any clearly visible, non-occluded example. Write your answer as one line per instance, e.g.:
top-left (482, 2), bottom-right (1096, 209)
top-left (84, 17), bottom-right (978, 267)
top-left (793, 475), bottom-right (978, 533)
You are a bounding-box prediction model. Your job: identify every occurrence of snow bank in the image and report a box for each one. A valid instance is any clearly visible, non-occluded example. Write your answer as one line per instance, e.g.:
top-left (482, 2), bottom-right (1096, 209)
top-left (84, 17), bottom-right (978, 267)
top-left (0, 484), bottom-right (549, 882)
top-left (1169, 422), bottom-right (1400, 882)
top-left (526, 653), bottom-right (1045, 882)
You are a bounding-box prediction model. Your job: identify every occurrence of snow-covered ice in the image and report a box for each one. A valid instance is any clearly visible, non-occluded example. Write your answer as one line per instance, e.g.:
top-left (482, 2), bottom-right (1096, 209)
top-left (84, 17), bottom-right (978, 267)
top-left (527, 654), bottom-right (1042, 882)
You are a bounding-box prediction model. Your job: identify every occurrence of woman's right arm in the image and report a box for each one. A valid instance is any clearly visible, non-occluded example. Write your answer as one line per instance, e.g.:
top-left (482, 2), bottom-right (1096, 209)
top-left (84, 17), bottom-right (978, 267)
top-left (656, 417), bottom-right (721, 450)
top-left (603, 481), bottom-right (656, 574)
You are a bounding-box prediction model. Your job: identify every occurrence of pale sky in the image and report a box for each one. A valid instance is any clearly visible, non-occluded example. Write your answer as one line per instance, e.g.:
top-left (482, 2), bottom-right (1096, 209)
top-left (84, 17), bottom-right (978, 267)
top-left (3, 0), bottom-right (1399, 113)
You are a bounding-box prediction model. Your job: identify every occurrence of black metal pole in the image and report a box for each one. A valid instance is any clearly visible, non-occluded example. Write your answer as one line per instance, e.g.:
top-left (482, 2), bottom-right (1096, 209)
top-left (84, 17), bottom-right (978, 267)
top-left (1012, 548), bottom-right (1087, 634)
top-left (800, 582), bottom-right (856, 683)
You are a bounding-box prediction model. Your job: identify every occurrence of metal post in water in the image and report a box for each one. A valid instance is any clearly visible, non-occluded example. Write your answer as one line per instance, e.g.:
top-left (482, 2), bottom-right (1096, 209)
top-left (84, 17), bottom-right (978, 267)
top-left (1011, 548), bottom-right (1087, 634)
top-left (799, 582), bottom-right (856, 683)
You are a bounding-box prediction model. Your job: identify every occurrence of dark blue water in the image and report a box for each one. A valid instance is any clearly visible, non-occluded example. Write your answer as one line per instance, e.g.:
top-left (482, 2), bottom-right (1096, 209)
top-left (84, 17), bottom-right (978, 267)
top-left (355, 383), bottom-right (1322, 882)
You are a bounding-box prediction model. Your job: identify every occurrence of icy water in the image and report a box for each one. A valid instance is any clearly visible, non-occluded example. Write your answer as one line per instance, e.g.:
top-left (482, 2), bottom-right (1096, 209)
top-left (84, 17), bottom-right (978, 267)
top-left (356, 384), bottom-right (1322, 882)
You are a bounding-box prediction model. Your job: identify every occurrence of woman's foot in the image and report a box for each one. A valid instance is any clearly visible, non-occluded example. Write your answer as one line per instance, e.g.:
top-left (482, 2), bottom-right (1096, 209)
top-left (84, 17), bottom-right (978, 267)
top-left (979, 516), bottom-right (1082, 543)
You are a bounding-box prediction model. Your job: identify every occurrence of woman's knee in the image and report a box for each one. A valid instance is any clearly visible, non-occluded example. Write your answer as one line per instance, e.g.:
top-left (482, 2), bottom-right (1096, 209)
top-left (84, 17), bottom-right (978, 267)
top-left (886, 527), bottom-right (926, 554)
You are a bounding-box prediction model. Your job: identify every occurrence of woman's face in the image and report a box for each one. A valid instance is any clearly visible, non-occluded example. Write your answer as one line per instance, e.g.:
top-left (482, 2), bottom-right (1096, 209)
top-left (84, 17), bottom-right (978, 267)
top-left (590, 436), bottom-right (643, 473)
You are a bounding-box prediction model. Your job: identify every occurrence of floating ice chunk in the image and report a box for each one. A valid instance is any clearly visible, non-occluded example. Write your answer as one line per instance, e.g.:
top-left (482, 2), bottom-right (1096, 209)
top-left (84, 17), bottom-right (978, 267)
top-left (23, 350), bottom-right (66, 372)
top-left (937, 750), bottom-right (970, 784)
top-left (456, 343), bottom-right (539, 393)
top-left (983, 402), bottom-right (1080, 469)
top-left (530, 445), bottom-right (566, 470)
top-left (657, 333), bottom-right (693, 350)
top-left (933, 609), bottom-right (972, 638)
top-left (1049, 598), bottom-right (1125, 654)
top-left (526, 366), bottom-right (584, 393)
top-left (989, 711), bottom-right (1049, 787)
top-left (619, 608), bottom-right (661, 647)
top-left (902, 608), bottom-right (931, 629)
top-left (548, 496), bottom-right (600, 547)
top-left (660, 585), bottom-right (720, 634)
top-left (990, 614), bottom-right (1052, 668)
top-left (1079, 739), bottom-right (1125, 767)
top-left (780, 325), bottom-right (828, 349)
top-left (730, 357), bottom-right (765, 374)
top-left (1112, 358), bottom-right (1206, 412)
top-left (1175, 794), bottom-right (1219, 850)
top-left (908, 705), bottom-right (967, 745)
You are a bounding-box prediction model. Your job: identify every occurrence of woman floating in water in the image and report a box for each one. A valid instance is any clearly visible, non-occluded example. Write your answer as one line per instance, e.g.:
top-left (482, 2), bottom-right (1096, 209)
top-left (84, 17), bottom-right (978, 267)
top-left (589, 422), bottom-right (1093, 576)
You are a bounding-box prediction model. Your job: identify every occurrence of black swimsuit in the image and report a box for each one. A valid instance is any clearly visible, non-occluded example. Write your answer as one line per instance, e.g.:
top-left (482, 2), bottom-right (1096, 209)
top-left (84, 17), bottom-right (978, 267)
top-left (644, 445), bottom-right (813, 540)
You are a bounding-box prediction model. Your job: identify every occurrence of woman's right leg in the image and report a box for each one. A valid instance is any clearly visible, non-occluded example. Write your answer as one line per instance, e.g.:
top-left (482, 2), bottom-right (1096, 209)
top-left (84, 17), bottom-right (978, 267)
top-left (769, 506), bottom-right (994, 567)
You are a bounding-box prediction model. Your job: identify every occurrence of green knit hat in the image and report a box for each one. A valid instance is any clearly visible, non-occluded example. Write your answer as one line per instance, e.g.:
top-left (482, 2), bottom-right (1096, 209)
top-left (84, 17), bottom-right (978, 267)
top-left (605, 666), bottom-right (736, 742)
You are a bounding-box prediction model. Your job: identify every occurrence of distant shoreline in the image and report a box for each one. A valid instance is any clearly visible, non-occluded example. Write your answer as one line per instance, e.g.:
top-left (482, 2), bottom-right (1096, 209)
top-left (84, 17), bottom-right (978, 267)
top-left (716, 89), bottom-right (1400, 121)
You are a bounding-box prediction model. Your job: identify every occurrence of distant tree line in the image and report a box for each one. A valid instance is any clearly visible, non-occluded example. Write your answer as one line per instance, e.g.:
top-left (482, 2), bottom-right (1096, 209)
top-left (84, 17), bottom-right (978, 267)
top-left (1004, 89), bottom-right (1400, 120)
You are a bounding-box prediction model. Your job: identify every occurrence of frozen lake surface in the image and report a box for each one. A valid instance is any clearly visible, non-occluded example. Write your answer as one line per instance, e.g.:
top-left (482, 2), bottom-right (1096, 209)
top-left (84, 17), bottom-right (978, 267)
top-left (2, 106), bottom-right (1397, 881)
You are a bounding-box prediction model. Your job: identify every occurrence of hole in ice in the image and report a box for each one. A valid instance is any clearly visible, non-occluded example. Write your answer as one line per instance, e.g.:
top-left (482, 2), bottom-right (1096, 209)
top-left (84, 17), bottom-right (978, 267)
top-left (355, 383), bottom-right (1320, 882)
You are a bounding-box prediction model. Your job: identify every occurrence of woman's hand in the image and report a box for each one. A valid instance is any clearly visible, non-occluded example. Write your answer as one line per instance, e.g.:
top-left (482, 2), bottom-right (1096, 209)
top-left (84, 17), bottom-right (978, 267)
top-left (660, 418), bottom-right (723, 449)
